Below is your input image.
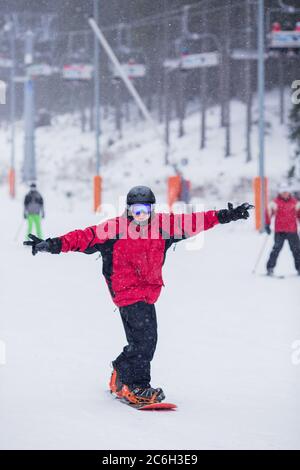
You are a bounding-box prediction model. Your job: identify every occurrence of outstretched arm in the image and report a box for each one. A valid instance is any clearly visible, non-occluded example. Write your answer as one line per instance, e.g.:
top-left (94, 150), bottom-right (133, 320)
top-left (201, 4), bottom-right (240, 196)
top-left (163, 202), bottom-right (253, 241)
top-left (23, 218), bottom-right (118, 256)
top-left (172, 209), bottom-right (220, 240)
top-left (59, 225), bottom-right (100, 253)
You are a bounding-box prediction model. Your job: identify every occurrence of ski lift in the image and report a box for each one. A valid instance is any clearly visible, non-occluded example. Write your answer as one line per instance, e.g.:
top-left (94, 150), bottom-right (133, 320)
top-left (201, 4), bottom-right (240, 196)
top-left (27, 42), bottom-right (55, 78)
top-left (0, 45), bottom-right (12, 69)
top-left (176, 37), bottom-right (219, 70)
top-left (62, 31), bottom-right (93, 81)
top-left (110, 24), bottom-right (146, 80)
top-left (269, 13), bottom-right (300, 56)
top-left (0, 27), bottom-right (13, 69)
top-left (164, 6), bottom-right (219, 71)
top-left (269, 28), bottom-right (300, 50)
top-left (176, 37), bottom-right (204, 57)
top-left (1, 13), bottom-right (58, 78)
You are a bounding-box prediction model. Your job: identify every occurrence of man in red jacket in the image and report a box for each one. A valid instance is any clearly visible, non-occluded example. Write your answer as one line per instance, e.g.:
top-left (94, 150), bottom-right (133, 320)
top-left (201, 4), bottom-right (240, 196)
top-left (24, 186), bottom-right (252, 404)
top-left (266, 183), bottom-right (300, 276)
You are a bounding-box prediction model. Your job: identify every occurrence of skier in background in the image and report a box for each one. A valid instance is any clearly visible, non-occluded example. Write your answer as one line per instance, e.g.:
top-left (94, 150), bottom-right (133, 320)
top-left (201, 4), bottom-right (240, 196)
top-left (24, 183), bottom-right (45, 240)
top-left (24, 186), bottom-right (253, 405)
top-left (265, 183), bottom-right (300, 276)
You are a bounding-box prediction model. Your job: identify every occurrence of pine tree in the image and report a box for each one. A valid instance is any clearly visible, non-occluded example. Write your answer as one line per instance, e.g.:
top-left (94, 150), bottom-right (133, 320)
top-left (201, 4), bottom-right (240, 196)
top-left (289, 102), bottom-right (300, 157)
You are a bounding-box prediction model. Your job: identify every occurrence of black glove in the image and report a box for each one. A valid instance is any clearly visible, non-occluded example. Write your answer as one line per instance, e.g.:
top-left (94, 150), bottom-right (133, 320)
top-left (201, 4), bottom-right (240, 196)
top-left (265, 225), bottom-right (271, 235)
top-left (217, 202), bottom-right (254, 224)
top-left (23, 234), bottom-right (62, 256)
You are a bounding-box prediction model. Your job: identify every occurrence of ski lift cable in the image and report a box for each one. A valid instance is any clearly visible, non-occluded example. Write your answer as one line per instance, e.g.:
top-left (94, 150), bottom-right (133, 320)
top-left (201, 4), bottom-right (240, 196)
top-left (53, 0), bottom-right (244, 44)
top-left (118, 0), bottom-right (214, 30)
top-left (181, 1), bottom-right (248, 22)
top-left (278, 0), bottom-right (297, 13)
top-left (1, 0), bottom-right (249, 67)
top-left (54, 6), bottom-right (199, 37)
top-left (114, 0), bottom-right (244, 32)
top-left (0, 0), bottom-right (247, 67)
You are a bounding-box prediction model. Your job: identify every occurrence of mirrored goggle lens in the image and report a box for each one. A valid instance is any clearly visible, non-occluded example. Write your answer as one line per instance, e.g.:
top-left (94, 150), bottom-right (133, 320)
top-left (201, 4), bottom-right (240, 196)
top-left (130, 204), bottom-right (152, 215)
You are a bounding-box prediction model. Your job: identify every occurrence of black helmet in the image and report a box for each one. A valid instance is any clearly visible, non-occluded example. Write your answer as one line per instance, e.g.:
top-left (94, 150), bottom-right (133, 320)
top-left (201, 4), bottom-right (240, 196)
top-left (126, 186), bottom-right (156, 205)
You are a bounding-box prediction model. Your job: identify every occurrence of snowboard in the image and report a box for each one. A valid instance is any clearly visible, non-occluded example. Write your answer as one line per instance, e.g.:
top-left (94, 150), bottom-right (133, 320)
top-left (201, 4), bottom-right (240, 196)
top-left (130, 402), bottom-right (177, 411)
top-left (115, 396), bottom-right (177, 411)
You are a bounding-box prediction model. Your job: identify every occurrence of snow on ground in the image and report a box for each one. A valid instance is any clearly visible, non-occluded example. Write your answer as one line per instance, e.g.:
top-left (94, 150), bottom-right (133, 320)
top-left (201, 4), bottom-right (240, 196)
top-left (0, 186), bottom-right (299, 450)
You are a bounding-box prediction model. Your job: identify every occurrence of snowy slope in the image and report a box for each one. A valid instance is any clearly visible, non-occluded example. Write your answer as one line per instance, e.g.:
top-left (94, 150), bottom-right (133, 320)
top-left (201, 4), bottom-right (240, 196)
top-left (0, 187), bottom-right (299, 450)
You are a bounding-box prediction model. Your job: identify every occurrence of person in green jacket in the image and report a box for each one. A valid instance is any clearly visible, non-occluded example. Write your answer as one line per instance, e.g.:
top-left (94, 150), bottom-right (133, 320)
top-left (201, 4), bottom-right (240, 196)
top-left (24, 183), bottom-right (44, 239)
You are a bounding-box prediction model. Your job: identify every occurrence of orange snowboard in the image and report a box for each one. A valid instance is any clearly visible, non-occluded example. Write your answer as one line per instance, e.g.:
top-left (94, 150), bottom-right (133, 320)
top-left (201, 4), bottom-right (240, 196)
top-left (136, 402), bottom-right (177, 411)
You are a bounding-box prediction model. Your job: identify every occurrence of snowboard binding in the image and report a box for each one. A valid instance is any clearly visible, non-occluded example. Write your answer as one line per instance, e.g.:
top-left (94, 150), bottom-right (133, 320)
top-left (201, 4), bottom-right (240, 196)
top-left (121, 384), bottom-right (165, 405)
top-left (109, 368), bottom-right (123, 398)
top-left (109, 367), bottom-right (165, 404)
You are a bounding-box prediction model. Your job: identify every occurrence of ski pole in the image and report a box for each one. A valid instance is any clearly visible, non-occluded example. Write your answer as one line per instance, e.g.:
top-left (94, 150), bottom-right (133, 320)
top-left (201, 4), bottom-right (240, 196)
top-left (252, 233), bottom-right (269, 275)
top-left (14, 219), bottom-right (25, 242)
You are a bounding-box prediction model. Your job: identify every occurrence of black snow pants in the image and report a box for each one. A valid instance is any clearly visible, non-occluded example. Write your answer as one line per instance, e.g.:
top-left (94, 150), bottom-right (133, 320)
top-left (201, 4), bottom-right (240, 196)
top-left (113, 301), bottom-right (158, 388)
top-left (267, 232), bottom-right (300, 271)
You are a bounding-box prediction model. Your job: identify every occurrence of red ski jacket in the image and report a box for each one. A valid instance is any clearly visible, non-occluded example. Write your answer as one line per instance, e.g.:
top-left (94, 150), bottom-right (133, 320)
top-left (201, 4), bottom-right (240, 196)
top-left (266, 196), bottom-right (300, 233)
top-left (59, 210), bottom-right (219, 307)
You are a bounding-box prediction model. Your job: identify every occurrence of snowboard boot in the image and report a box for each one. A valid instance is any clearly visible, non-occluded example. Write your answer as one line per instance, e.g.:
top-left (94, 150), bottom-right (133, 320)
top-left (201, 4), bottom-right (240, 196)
top-left (109, 368), bottom-right (123, 398)
top-left (121, 384), bottom-right (165, 405)
top-left (267, 268), bottom-right (274, 276)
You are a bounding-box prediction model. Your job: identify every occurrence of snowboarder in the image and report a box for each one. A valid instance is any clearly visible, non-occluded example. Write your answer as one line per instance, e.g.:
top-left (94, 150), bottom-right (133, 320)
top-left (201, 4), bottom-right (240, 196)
top-left (24, 186), bottom-right (253, 405)
top-left (24, 183), bottom-right (45, 240)
top-left (265, 183), bottom-right (300, 276)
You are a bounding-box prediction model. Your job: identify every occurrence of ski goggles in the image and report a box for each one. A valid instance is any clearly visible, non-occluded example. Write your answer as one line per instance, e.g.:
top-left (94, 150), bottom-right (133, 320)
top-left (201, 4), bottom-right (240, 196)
top-left (129, 203), bottom-right (152, 216)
